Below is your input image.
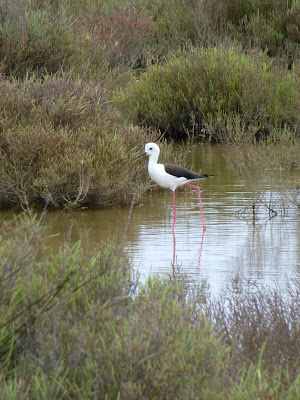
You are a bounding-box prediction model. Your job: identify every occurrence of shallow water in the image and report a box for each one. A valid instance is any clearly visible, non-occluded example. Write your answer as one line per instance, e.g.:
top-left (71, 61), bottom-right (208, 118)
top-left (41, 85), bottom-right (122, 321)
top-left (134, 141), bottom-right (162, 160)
top-left (7, 143), bottom-right (300, 296)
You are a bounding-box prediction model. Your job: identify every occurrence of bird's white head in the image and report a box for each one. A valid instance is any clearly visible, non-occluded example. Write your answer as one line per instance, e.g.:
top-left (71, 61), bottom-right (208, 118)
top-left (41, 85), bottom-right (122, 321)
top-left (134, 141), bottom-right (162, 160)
top-left (131, 142), bottom-right (160, 162)
top-left (144, 142), bottom-right (160, 157)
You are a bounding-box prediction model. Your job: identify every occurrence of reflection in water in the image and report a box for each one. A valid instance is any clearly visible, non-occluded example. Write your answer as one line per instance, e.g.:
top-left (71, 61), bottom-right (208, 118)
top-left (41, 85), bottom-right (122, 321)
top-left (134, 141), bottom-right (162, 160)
top-left (172, 210), bottom-right (176, 266)
top-left (172, 212), bottom-right (206, 270)
top-left (1, 143), bottom-right (299, 297)
top-left (184, 183), bottom-right (206, 228)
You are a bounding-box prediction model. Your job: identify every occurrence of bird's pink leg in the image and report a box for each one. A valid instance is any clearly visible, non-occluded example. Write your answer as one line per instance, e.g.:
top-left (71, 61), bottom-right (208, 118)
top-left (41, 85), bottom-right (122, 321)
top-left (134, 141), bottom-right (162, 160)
top-left (172, 190), bottom-right (176, 264)
top-left (185, 183), bottom-right (206, 230)
top-left (172, 190), bottom-right (176, 234)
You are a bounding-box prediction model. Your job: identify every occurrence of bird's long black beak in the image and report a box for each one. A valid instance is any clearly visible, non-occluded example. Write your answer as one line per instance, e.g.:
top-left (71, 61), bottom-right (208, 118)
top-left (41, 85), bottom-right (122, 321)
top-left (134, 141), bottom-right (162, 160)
top-left (130, 151), bottom-right (147, 161)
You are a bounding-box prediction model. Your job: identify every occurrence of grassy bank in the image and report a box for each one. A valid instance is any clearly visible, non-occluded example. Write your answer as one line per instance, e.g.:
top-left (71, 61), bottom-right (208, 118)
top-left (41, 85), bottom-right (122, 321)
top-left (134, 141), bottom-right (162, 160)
top-left (0, 216), bottom-right (299, 399)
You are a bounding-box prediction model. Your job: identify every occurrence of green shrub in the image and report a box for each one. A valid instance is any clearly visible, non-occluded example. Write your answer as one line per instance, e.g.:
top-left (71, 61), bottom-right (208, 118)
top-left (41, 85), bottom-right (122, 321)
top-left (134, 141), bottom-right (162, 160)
top-left (0, 74), bottom-right (107, 131)
top-left (0, 74), bottom-right (166, 210)
top-left (0, 0), bottom-right (298, 79)
top-left (116, 46), bottom-right (300, 139)
top-left (0, 120), bottom-right (152, 210)
top-left (0, 216), bottom-right (228, 399)
top-left (228, 359), bottom-right (300, 399)
top-left (238, 0), bottom-right (300, 58)
top-left (1, 217), bottom-right (300, 398)
top-left (194, 0), bottom-right (299, 60)
top-left (72, 3), bottom-right (156, 72)
top-left (0, 0), bottom-right (74, 78)
top-left (0, 215), bottom-right (134, 371)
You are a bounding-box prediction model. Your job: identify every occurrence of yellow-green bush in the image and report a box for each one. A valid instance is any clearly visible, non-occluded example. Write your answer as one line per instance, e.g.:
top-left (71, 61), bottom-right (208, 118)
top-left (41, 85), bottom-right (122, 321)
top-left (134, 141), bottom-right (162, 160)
top-left (0, 0), bottom-right (74, 77)
top-left (116, 46), bottom-right (300, 139)
top-left (0, 74), bottom-right (161, 209)
top-left (0, 216), bottom-right (228, 399)
top-left (1, 0), bottom-right (298, 79)
top-left (1, 217), bottom-right (300, 398)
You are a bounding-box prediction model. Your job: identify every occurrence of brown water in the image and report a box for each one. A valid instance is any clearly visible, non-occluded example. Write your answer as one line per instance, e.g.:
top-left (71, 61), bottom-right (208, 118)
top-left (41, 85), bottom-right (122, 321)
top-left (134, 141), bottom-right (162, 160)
top-left (15, 143), bottom-right (300, 295)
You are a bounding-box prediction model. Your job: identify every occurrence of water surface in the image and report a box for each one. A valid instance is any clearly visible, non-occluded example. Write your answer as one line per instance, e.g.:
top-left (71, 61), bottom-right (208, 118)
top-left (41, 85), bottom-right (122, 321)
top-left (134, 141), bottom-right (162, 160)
top-left (40, 143), bottom-right (300, 296)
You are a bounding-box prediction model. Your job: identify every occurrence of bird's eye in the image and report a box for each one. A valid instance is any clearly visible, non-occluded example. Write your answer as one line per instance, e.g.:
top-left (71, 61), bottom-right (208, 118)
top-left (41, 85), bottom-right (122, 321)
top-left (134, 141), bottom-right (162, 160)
top-left (149, 147), bottom-right (153, 150)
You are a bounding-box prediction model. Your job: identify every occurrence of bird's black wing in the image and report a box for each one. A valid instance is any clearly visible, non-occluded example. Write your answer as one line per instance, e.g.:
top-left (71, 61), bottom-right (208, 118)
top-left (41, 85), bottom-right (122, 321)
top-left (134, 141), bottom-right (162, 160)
top-left (164, 164), bottom-right (212, 180)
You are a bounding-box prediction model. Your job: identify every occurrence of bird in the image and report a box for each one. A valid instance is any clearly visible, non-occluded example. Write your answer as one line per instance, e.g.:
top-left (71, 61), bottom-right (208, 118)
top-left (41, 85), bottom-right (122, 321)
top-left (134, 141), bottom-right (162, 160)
top-left (131, 142), bottom-right (212, 230)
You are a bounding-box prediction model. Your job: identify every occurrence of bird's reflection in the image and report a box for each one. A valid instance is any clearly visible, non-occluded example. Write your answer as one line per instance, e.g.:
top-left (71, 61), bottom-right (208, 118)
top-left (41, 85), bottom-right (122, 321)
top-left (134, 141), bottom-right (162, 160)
top-left (172, 212), bottom-right (206, 269)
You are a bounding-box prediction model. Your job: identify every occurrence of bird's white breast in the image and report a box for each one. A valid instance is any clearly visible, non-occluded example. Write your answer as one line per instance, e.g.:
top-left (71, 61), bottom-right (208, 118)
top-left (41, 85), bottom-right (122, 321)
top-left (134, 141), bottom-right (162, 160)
top-left (148, 163), bottom-right (187, 191)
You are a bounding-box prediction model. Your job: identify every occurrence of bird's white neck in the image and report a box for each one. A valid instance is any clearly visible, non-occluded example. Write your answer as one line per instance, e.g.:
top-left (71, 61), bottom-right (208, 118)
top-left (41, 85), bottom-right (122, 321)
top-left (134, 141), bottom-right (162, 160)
top-left (148, 153), bottom-right (159, 167)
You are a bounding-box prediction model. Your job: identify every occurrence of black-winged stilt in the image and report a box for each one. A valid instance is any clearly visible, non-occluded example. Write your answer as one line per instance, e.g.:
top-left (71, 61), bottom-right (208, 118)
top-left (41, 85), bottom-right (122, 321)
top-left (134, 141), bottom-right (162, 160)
top-left (131, 142), bottom-right (212, 230)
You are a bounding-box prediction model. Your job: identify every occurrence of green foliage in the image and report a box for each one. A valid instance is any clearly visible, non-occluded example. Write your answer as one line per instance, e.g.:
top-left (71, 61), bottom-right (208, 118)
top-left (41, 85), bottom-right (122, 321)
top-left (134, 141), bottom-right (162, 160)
top-left (0, 73), bottom-right (106, 131)
top-left (0, 217), bottom-right (300, 398)
top-left (0, 0), bottom-right (74, 77)
top-left (0, 73), bottom-right (166, 209)
top-left (0, 216), bottom-right (227, 399)
top-left (235, 0), bottom-right (300, 58)
top-left (178, 0), bottom-right (300, 60)
top-left (72, 2), bottom-right (156, 72)
top-left (116, 46), bottom-right (300, 139)
top-left (0, 1), bottom-right (298, 396)
top-left (1, 0), bottom-right (298, 78)
top-left (0, 0), bottom-right (298, 207)
top-left (228, 359), bottom-right (300, 399)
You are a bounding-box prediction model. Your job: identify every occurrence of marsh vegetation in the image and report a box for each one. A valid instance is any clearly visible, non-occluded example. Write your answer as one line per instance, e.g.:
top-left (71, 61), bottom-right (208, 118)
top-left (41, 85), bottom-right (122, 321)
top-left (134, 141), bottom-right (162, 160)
top-left (0, 0), bottom-right (299, 397)
top-left (0, 216), bottom-right (300, 399)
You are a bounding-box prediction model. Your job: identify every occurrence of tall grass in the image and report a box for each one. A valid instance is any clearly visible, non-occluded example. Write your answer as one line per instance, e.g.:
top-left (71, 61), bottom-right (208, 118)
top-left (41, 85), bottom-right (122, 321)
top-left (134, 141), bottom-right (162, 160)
top-left (208, 277), bottom-right (300, 381)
